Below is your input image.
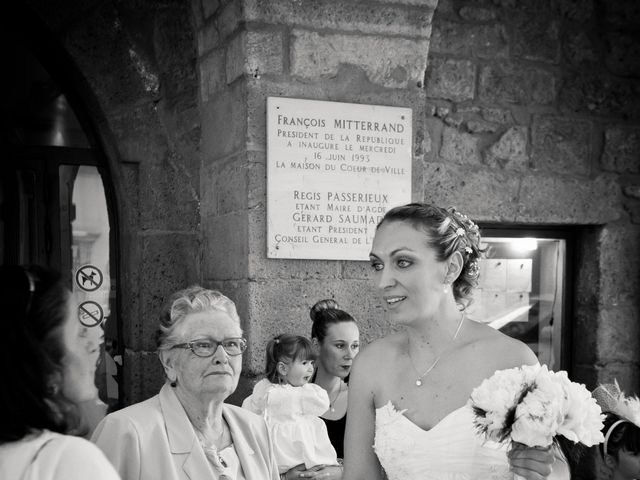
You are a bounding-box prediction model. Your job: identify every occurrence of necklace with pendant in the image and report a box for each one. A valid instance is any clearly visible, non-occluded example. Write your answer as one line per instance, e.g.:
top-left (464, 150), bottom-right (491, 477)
top-left (196, 422), bottom-right (229, 470)
top-left (328, 379), bottom-right (343, 412)
top-left (407, 314), bottom-right (465, 387)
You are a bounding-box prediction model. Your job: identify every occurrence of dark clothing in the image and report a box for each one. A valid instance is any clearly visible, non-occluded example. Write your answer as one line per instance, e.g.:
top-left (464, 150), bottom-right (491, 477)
top-left (320, 414), bottom-right (347, 460)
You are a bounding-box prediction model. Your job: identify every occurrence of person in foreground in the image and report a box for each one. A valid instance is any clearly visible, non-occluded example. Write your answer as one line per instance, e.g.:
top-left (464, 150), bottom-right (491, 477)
top-left (242, 334), bottom-right (340, 478)
top-left (343, 203), bottom-right (566, 480)
top-left (0, 265), bottom-right (119, 480)
top-left (593, 382), bottom-right (640, 480)
top-left (309, 299), bottom-right (360, 461)
top-left (92, 286), bottom-right (279, 480)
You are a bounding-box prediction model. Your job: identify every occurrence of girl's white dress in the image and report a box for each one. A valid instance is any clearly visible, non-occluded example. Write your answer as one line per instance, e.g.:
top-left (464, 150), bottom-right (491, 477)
top-left (242, 379), bottom-right (338, 473)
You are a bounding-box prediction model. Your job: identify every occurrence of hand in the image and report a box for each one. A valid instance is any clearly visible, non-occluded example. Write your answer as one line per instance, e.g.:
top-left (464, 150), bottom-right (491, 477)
top-left (507, 442), bottom-right (555, 480)
top-left (282, 464), bottom-right (343, 480)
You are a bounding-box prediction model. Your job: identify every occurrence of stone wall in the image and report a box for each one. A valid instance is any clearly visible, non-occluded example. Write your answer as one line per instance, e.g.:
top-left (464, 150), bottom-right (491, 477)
top-left (424, 1), bottom-right (640, 477)
top-left (192, 0), bottom-right (438, 403)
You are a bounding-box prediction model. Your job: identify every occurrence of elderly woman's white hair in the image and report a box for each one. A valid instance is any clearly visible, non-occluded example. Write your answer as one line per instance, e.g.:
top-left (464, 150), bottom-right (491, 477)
top-left (156, 285), bottom-right (241, 352)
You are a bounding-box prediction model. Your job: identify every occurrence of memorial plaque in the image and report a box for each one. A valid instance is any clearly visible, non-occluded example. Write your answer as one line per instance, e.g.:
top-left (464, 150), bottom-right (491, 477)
top-left (267, 97), bottom-right (412, 260)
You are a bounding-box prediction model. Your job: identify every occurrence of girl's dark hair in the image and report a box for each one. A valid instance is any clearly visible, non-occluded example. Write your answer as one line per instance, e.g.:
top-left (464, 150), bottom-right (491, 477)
top-left (599, 412), bottom-right (640, 459)
top-left (0, 265), bottom-right (80, 443)
top-left (377, 203), bottom-right (484, 306)
top-left (309, 299), bottom-right (356, 343)
top-left (265, 334), bottom-right (314, 384)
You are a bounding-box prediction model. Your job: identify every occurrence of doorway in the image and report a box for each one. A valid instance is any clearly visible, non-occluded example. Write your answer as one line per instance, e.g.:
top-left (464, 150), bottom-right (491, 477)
top-left (0, 25), bottom-right (121, 414)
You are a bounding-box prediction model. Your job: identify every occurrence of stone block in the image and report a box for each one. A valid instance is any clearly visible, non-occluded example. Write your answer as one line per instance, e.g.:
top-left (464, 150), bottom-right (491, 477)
top-left (603, 1), bottom-right (640, 28)
top-left (290, 30), bottom-right (429, 89)
top-left (624, 186), bottom-right (640, 199)
top-left (598, 224), bottom-right (640, 303)
top-left (483, 126), bottom-right (529, 170)
top-left (201, 82), bottom-right (247, 160)
top-left (119, 162), bottom-right (141, 227)
top-left (466, 119), bottom-right (499, 134)
top-left (574, 227), bottom-right (600, 307)
top-left (201, 0), bottom-right (221, 20)
top-left (512, 14), bottom-right (560, 63)
top-left (531, 116), bottom-right (592, 175)
top-left (154, 6), bottom-right (198, 100)
top-left (479, 64), bottom-right (556, 105)
top-left (557, 0), bottom-right (594, 23)
top-left (63, 3), bottom-right (158, 112)
top-left (247, 154), bottom-right (267, 209)
top-left (559, 73), bottom-right (640, 120)
top-left (201, 155), bottom-right (248, 218)
top-left (516, 174), bottom-right (621, 223)
top-left (226, 29), bottom-right (284, 84)
top-left (120, 241), bottom-right (141, 350)
top-left (459, 6), bottom-right (497, 21)
top-left (199, 48), bottom-right (225, 103)
top-left (216, 0), bottom-right (242, 40)
top-left (138, 232), bottom-right (201, 349)
top-left (420, 162), bottom-right (521, 221)
top-left (439, 127), bottom-right (481, 165)
top-left (605, 32), bottom-right (640, 77)
top-left (203, 211), bottom-right (249, 281)
top-left (122, 349), bottom-right (165, 404)
top-left (430, 21), bottom-right (507, 58)
top-left (383, 0), bottom-right (438, 4)
top-left (598, 303), bottom-right (640, 364)
top-left (425, 58), bottom-right (476, 102)
top-left (601, 126), bottom-right (640, 174)
top-left (481, 108), bottom-right (514, 125)
top-left (572, 310), bottom-right (598, 365)
top-left (108, 105), bottom-right (168, 164)
top-left (244, 0), bottom-right (435, 37)
top-left (624, 199), bottom-right (640, 224)
top-left (197, 19), bottom-right (220, 56)
top-left (563, 28), bottom-right (597, 67)
top-left (139, 156), bottom-right (200, 231)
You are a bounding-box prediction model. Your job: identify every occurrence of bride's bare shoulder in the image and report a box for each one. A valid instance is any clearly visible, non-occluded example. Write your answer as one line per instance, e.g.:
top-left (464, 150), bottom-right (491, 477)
top-left (354, 333), bottom-right (404, 366)
top-left (466, 320), bottom-right (538, 370)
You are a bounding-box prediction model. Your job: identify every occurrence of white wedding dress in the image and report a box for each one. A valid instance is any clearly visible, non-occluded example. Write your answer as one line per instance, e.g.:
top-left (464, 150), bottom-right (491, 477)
top-left (374, 401), bottom-right (571, 480)
top-left (374, 401), bottom-right (513, 480)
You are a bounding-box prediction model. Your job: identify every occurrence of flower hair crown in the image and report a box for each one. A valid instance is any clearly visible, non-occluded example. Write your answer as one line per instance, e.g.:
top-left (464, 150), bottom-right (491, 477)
top-left (592, 380), bottom-right (640, 456)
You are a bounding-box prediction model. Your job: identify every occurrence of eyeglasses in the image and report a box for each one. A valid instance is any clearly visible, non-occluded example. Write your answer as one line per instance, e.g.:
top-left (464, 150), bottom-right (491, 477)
top-left (172, 337), bottom-right (247, 357)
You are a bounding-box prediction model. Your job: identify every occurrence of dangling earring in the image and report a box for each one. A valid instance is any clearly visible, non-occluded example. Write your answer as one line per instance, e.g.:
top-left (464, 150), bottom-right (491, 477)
top-left (443, 283), bottom-right (449, 294)
top-left (170, 378), bottom-right (177, 388)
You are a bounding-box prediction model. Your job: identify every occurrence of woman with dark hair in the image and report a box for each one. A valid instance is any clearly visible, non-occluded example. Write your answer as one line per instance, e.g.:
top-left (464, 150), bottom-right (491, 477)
top-left (594, 382), bottom-right (640, 480)
top-left (0, 265), bottom-right (119, 480)
top-left (310, 299), bottom-right (360, 461)
top-left (344, 203), bottom-right (565, 480)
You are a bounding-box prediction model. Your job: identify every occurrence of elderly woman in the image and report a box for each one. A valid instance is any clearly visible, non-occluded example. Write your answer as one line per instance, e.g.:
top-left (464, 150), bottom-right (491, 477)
top-left (92, 286), bottom-right (279, 480)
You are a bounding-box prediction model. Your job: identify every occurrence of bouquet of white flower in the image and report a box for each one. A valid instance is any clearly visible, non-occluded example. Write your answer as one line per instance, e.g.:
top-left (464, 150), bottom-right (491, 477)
top-left (470, 364), bottom-right (604, 449)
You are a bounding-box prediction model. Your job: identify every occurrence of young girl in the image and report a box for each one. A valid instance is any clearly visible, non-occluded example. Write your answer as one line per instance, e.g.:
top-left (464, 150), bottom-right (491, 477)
top-left (242, 334), bottom-right (338, 475)
top-left (594, 382), bottom-right (640, 480)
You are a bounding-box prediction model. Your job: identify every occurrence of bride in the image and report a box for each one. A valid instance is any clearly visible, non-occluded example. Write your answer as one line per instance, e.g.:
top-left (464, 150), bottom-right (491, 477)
top-left (344, 203), bottom-right (569, 480)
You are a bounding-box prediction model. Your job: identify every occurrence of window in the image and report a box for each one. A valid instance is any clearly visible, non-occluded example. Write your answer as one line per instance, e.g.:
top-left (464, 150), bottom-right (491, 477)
top-left (467, 229), bottom-right (573, 371)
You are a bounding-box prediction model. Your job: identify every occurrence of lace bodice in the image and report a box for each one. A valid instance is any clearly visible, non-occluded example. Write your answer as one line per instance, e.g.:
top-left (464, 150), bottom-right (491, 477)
top-left (374, 402), bottom-right (511, 480)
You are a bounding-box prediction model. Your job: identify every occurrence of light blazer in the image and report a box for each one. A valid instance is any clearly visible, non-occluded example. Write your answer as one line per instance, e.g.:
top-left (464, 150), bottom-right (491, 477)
top-left (91, 384), bottom-right (279, 480)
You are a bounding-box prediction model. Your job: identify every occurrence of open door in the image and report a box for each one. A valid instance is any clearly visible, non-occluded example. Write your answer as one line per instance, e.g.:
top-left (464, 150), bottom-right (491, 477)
top-left (0, 31), bottom-right (122, 421)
